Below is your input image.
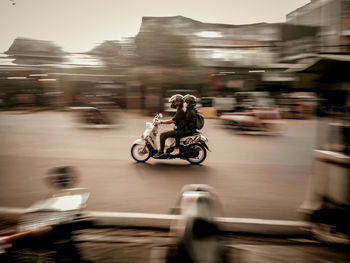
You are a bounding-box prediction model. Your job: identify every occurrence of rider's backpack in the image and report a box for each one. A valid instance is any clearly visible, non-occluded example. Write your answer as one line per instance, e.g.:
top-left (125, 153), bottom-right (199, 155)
top-left (195, 110), bottom-right (205, 130)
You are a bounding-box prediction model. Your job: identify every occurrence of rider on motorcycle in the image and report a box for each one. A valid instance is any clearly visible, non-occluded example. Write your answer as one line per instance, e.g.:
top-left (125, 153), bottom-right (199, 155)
top-left (153, 94), bottom-right (186, 158)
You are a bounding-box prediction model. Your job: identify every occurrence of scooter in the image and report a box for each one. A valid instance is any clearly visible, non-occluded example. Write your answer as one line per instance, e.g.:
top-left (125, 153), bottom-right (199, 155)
top-left (220, 108), bottom-right (286, 135)
top-left (0, 166), bottom-right (91, 262)
top-left (166, 184), bottom-right (227, 263)
top-left (131, 113), bottom-right (210, 165)
top-left (70, 105), bottom-right (120, 129)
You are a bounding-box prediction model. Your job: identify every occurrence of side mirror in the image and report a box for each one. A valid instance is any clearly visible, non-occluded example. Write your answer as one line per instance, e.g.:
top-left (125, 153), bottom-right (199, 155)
top-left (159, 113), bottom-right (163, 118)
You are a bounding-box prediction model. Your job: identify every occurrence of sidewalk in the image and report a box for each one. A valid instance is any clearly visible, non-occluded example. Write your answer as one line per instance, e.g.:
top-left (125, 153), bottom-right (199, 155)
top-left (74, 227), bottom-right (350, 262)
top-left (2, 222), bottom-right (349, 263)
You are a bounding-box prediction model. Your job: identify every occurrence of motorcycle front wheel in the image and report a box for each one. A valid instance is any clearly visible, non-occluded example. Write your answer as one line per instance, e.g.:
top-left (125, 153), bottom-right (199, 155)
top-left (185, 144), bottom-right (207, 165)
top-left (131, 144), bottom-right (151, 162)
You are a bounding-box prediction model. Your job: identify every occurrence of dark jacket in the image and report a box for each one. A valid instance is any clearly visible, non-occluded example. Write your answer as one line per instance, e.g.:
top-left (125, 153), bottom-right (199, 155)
top-left (177, 107), bottom-right (197, 132)
top-left (172, 107), bottom-right (186, 127)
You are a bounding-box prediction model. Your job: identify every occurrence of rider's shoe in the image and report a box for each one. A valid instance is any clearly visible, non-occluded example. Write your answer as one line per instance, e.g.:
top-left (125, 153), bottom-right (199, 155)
top-left (172, 147), bottom-right (180, 155)
top-left (153, 152), bottom-right (165, 158)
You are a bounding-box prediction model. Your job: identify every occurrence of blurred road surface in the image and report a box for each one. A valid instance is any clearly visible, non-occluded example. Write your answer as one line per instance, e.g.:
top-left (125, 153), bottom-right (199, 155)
top-left (0, 111), bottom-right (317, 220)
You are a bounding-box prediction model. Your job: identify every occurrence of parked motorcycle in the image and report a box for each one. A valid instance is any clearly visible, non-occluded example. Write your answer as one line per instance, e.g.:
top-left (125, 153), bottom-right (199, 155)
top-left (70, 105), bottom-right (120, 129)
top-left (131, 113), bottom-right (210, 165)
top-left (0, 166), bottom-right (91, 262)
top-left (220, 108), bottom-right (286, 135)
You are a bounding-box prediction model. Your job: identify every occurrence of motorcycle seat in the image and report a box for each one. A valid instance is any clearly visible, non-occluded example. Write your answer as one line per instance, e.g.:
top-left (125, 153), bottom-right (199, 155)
top-left (180, 134), bottom-right (197, 142)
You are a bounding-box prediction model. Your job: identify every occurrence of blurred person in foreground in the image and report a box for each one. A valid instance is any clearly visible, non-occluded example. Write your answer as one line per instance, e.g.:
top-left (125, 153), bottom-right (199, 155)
top-left (153, 94), bottom-right (186, 158)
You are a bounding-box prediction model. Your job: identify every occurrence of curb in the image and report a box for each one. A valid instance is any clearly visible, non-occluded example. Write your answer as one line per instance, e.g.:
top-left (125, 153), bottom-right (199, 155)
top-left (87, 211), bottom-right (311, 236)
top-left (0, 207), bottom-right (311, 236)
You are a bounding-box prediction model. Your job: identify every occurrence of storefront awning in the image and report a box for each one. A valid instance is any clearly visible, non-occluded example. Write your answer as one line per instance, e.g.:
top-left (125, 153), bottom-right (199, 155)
top-left (291, 54), bottom-right (350, 74)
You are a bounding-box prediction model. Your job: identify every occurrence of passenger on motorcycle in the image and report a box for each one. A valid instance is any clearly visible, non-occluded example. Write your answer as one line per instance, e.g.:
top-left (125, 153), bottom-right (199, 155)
top-left (174, 94), bottom-right (198, 150)
top-left (153, 94), bottom-right (186, 158)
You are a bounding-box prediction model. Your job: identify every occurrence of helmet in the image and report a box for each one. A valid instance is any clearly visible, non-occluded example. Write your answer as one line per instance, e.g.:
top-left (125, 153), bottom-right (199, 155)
top-left (169, 94), bottom-right (184, 109)
top-left (184, 94), bottom-right (197, 108)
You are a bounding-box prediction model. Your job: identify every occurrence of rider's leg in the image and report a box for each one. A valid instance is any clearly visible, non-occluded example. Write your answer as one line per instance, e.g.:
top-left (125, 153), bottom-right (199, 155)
top-left (154, 130), bottom-right (176, 157)
top-left (175, 130), bottom-right (187, 147)
top-left (174, 130), bottom-right (192, 154)
top-left (173, 131), bottom-right (183, 155)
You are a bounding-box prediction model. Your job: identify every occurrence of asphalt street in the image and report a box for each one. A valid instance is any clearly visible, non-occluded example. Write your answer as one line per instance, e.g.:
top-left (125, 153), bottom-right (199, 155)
top-left (0, 111), bottom-right (317, 220)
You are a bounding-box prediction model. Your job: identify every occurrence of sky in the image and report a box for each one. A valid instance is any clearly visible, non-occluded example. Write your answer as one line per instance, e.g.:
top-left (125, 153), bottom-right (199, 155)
top-left (0, 0), bottom-right (310, 53)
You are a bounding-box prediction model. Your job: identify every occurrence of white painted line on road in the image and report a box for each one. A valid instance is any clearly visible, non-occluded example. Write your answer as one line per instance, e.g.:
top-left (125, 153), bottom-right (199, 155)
top-left (216, 217), bottom-right (310, 227)
top-left (86, 211), bottom-right (311, 231)
top-left (87, 211), bottom-right (309, 227)
top-left (0, 207), bottom-right (310, 231)
top-left (87, 211), bottom-right (180, 220)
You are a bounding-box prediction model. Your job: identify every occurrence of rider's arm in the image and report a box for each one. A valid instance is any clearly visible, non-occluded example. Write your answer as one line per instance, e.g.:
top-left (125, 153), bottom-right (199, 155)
top-left (160, 119), bottom-right (174, 125)
top-left (157, 109), bottom-right (184, 125)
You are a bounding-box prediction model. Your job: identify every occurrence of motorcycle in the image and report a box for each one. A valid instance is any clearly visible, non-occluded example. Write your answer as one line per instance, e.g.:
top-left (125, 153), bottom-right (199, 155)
top-left (220, 108), bottom-right (287, 135)
top-left (0, 166), bottom-right (91, 262)
top-left (166, 184), bottom-right (227, 263)
top-left (70, 105), bottom-right (121, 129)
top-left (131, 113), bottom-right (210, 165)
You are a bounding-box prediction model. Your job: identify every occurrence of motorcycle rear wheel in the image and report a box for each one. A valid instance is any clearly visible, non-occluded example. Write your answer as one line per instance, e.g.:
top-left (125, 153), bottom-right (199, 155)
top-left (131, 144), bottom-right (151, 162)
top-left (185, 144), bottom-right (207, 165)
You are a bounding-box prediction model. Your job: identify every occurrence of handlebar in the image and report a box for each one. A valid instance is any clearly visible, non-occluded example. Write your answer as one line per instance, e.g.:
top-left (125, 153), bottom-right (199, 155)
top-left (152, 113), bottom-right (163, 125)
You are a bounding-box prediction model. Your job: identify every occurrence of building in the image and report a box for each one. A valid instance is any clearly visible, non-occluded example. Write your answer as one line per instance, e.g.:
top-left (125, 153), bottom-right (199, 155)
top-left (0, 13), bottom-right (329, 112)
top-left (138, 16), bottom-right (320, 97)
top-left (0, 38), bottom-right (129, 109)
top-left (287, 0), bottom-right (350, 53)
